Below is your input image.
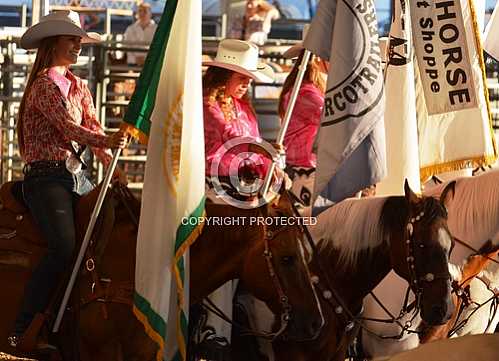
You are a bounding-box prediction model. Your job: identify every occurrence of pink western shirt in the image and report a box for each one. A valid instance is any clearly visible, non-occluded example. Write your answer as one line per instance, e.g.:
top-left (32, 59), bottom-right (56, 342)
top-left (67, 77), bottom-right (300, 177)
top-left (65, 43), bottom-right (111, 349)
top-left (282, 82), bottom-right (324, 168)
top-left (21, 68), bottom-right (111, 165)
top-left (204, 96), bottom-right (267, 177)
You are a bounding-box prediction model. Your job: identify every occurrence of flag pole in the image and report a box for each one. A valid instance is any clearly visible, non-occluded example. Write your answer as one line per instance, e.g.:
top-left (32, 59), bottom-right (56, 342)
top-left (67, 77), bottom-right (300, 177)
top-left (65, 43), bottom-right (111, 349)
top-left (260, 49), bottom-right (311, 198)
top-left (52, 147), bottom-right (123, 332)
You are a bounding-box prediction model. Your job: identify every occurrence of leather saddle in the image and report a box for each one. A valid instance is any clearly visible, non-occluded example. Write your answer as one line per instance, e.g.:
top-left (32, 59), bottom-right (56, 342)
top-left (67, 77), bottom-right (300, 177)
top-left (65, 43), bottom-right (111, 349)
top-left (0, 181), bottom-right (115, 270)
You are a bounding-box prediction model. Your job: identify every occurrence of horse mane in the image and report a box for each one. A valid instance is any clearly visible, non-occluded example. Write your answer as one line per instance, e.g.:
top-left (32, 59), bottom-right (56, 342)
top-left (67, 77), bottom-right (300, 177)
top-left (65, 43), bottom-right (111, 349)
top-left (314, 197), bottom-right (387, 268)
top-left (424, 170), bottom-right (499, 241)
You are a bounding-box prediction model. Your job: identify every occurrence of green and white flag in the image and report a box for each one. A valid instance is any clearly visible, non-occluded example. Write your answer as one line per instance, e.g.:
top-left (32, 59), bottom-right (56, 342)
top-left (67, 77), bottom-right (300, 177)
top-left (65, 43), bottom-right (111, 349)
top-left (123, 0), bottom-right (205, 360)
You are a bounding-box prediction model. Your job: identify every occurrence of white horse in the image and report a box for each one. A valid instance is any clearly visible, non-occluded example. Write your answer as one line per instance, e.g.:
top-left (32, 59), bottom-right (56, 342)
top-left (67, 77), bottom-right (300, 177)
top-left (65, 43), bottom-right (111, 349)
top-left (362, 169), bottom-right (499, 358)
top-left (373, 334), bottom-right (499, 361)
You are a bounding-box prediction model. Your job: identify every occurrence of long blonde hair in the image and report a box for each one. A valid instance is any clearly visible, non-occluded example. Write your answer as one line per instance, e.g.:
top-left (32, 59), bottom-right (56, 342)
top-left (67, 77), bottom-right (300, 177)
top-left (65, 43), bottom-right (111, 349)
top-left (278, 49), bottom-right (326, 119)
top-left (17, 36), bottom-right (58, 157)
top-left (202, 66), bottom-right (255, 121)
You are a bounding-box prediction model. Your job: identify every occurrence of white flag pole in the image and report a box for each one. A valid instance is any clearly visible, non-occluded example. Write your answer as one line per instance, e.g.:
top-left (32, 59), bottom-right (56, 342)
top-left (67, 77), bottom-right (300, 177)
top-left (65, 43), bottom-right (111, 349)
top-left (260, 49), bottom-right (311, 198)
top-left (52, 148), bottom-right (122, 332)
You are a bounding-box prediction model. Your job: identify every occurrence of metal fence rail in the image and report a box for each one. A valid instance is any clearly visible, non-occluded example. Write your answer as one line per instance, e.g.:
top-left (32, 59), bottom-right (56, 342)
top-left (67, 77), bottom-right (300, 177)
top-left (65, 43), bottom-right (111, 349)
top-left (1, 37), bottom-right (499, 187)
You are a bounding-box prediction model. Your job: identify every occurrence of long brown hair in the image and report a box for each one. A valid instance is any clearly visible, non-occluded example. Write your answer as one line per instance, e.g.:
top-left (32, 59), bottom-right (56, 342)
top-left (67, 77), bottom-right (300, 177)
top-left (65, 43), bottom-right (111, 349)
top-left (202, 66), bottom-right (255, 121)
top-left (278, 49), bottom-right (326, 119)
top-left (17, 36), bottom-right (58, 157)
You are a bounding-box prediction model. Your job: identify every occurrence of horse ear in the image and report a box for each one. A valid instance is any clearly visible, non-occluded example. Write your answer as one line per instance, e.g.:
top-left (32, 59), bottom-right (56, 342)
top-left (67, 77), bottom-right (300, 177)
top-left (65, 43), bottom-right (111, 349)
top-left (440, 180), bottom-right (456, 209)
top-left (278, 190), bottom-right (295, 215)
top-left (404, 179), bottom-right (420, 205)
top-left (266, 190), bottom-right (294, 216)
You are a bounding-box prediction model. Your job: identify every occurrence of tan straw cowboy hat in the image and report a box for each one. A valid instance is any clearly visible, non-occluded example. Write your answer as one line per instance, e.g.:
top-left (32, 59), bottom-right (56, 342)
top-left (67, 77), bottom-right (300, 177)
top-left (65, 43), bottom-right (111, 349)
top-left (21, 10), bottom-right (101, 49)
top-left (203, 39), bottom-right (275, 83)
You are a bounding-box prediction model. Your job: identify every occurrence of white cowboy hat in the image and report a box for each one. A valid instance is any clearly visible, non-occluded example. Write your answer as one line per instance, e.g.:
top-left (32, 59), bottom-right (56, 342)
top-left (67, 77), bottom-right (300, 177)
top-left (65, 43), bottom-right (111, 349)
top-left (20, 10), bottom-right (102, 49)
top-left (203, 39), bottom-right (275, 83)
top-left (283, 24), bottom-right (310, 59)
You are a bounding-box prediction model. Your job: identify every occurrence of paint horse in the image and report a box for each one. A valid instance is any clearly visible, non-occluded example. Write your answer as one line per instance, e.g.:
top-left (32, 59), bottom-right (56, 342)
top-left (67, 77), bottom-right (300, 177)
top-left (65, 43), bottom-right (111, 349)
top-left (0, 182), bottom-right (323, 360)
top-left (362, 169), bottom-right (499, 358)
top-left (234, 181), bottom-right (456, 361)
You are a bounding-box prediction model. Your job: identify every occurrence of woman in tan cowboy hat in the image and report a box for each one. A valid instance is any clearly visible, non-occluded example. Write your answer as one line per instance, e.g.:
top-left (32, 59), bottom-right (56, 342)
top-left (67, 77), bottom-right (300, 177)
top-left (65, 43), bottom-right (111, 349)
top-left (203, 38), bottom-right (282, 203)
top-left (8, 10), bottom-right (128, 349)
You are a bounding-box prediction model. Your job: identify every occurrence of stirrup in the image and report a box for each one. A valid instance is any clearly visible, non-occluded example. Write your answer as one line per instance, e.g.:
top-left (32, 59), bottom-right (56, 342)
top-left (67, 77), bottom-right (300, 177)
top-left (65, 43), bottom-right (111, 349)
top-left (7, 333), bottom-right (20, 348)
top-left (35, 341), bottom-right (58, 353)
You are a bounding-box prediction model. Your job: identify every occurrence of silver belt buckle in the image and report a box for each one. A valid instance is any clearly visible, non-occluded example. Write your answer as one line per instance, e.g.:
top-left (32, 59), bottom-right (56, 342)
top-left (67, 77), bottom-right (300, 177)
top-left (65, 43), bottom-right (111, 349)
top-left (65, 156), bottom-right (82, 175)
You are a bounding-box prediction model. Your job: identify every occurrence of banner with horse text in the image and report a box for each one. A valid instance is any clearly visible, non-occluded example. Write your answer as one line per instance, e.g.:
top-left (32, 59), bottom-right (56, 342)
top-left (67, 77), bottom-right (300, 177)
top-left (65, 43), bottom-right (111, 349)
top-left (410, 0), bottom-right (477, 115)
top-left (125, 0), bottom-right (205, 360)
top-left (413, 0), bottom-right (497, 180)
top-left (377, 0), bottom-right (421, 196)
top-left (303, 0), bottom-right (387, 207)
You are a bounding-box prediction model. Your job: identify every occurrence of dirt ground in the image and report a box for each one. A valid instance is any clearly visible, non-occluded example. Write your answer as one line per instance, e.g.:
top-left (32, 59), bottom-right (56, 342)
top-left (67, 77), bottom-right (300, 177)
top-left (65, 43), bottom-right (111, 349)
top-left (0, 353), bottom-right (36, 361)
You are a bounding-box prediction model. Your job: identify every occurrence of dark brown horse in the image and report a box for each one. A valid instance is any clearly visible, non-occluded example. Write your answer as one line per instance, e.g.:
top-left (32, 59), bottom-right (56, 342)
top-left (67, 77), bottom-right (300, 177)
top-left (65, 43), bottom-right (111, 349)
top-left (0, 182), bottom-right (323, 360)
top-left (234, 181), bottom-right (457, 361)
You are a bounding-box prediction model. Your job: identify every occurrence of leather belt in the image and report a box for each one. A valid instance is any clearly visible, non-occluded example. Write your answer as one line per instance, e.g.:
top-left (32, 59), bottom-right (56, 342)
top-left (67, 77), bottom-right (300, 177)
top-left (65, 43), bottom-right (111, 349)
top-left (23, 160), bottom-right (66, 176)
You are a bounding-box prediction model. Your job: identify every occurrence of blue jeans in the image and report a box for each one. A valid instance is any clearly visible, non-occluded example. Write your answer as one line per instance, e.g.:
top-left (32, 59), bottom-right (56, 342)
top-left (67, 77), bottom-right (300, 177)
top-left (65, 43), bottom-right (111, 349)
top-left (14, 169), bottom-right (94, 334)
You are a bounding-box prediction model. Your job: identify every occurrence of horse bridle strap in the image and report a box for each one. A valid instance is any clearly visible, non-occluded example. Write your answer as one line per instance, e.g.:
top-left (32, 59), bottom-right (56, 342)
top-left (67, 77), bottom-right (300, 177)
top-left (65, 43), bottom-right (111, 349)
top-left (289, 201), bottom-right (358, 331)
top-left (200, 297), bottom-right (286, 341)
top-left (291, 202), bottom-right (447, 340)
top-left (199, 217), bottom-right (301, 341)
top-left (453, 237), bottom-right (499, 266)
top-left (445, 252), bottom-right (499, 337)
top-left (291, 201), bottom-right (421, 338)
top-left (262, 224), bottom-right (292, 336)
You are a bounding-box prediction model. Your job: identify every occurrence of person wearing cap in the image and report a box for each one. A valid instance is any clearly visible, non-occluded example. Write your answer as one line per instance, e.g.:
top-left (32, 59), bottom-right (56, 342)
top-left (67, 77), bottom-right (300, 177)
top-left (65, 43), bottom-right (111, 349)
top-left (279, 35), bottom-right (329, 214)
top-left (124, 2), bottom-right (157, 65)
top-left (202, 39), bottom-right (282, 202)
top-left (8, 10), bottom-right (128, 349)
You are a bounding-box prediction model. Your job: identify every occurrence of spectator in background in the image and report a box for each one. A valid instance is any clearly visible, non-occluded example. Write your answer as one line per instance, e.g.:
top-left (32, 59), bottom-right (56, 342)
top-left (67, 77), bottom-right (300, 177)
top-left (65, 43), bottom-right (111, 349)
top-left (124, 2), bottom-right (157, 65)
top-left (68, 0), bottom-right (100, 31)
top-left (230, 0), bottom-right (280, 46)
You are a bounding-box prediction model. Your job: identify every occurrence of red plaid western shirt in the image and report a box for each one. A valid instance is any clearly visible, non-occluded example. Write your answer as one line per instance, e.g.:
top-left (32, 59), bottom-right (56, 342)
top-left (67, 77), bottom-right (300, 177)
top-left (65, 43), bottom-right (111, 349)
top-left (21, 68), bottom-right (112, 165)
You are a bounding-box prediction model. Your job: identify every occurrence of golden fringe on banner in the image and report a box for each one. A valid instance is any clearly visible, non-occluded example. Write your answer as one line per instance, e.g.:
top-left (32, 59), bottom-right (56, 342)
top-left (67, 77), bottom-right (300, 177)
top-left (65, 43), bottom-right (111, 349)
top-left (468, 0), bottom-right (498, 158)
top-left (419, 0), bottom-right (498, 181)
top-left (420, 154), bottom-right (497, 182)
top-left (120, 123), bottom-right (149, 145)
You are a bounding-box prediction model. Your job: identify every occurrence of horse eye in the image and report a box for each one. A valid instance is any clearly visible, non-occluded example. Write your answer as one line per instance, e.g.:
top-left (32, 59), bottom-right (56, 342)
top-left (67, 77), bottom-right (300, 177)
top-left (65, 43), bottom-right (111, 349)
top-left (281, 256), bottom-right (295, 266)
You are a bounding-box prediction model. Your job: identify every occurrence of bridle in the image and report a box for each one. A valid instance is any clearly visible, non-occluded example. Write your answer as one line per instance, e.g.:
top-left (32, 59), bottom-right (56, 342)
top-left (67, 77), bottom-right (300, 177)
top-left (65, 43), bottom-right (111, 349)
top-left (201, 206), bottom-right (314, 341)
top-left (295, 200), bottom-right (454, 341)
top-left (442, 237), bottom-right (499, 337)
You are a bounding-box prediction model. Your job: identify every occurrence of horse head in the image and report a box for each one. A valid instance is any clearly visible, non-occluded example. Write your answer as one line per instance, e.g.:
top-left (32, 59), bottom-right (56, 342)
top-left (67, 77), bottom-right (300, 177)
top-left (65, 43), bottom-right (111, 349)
top-left (390, 180), bottom-right (456, 326)
top-left (240, 190), bottom-right (324, 342)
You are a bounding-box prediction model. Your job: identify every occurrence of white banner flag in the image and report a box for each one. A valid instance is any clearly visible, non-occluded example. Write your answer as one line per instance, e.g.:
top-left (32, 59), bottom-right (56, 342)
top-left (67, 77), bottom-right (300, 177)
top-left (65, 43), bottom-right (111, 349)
top-left (410, 0), bottom-right (478, 115)
top-left (377, 0), bottom-right (421, 196)
top-left (129, 0), bottom-right (205, 360)
top-left (304, 0), bottom-right (386, 206)
top-left (415, 0), bottom-right (497, 180)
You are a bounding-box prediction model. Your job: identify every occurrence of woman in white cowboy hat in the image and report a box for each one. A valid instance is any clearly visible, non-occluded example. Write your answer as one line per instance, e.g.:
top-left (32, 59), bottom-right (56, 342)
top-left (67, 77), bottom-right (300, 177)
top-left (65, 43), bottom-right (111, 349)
top-left (278, 26), bottom-right (329, 215)
top-left (203, 38), bottom-right (281, 203)
top-left (8, 10), bottom-right (128, 349)
top-left (195, 39), bottom-right (279, 357)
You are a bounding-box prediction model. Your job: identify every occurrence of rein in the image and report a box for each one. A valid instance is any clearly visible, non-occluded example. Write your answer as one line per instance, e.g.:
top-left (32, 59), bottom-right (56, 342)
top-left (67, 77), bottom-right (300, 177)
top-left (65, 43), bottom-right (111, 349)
top-left (80, 184), bottom-right (138, 315)
top-left (199, 208), bottom-right (299, 341)
top-left (292, 202), bottom-right (451, 341)
top-left (442, 242), bottom-right (499, 337)
top-left (453, 237), bottom-right (499, 266)
top-left (447, 276), bottom-right (499, 337)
